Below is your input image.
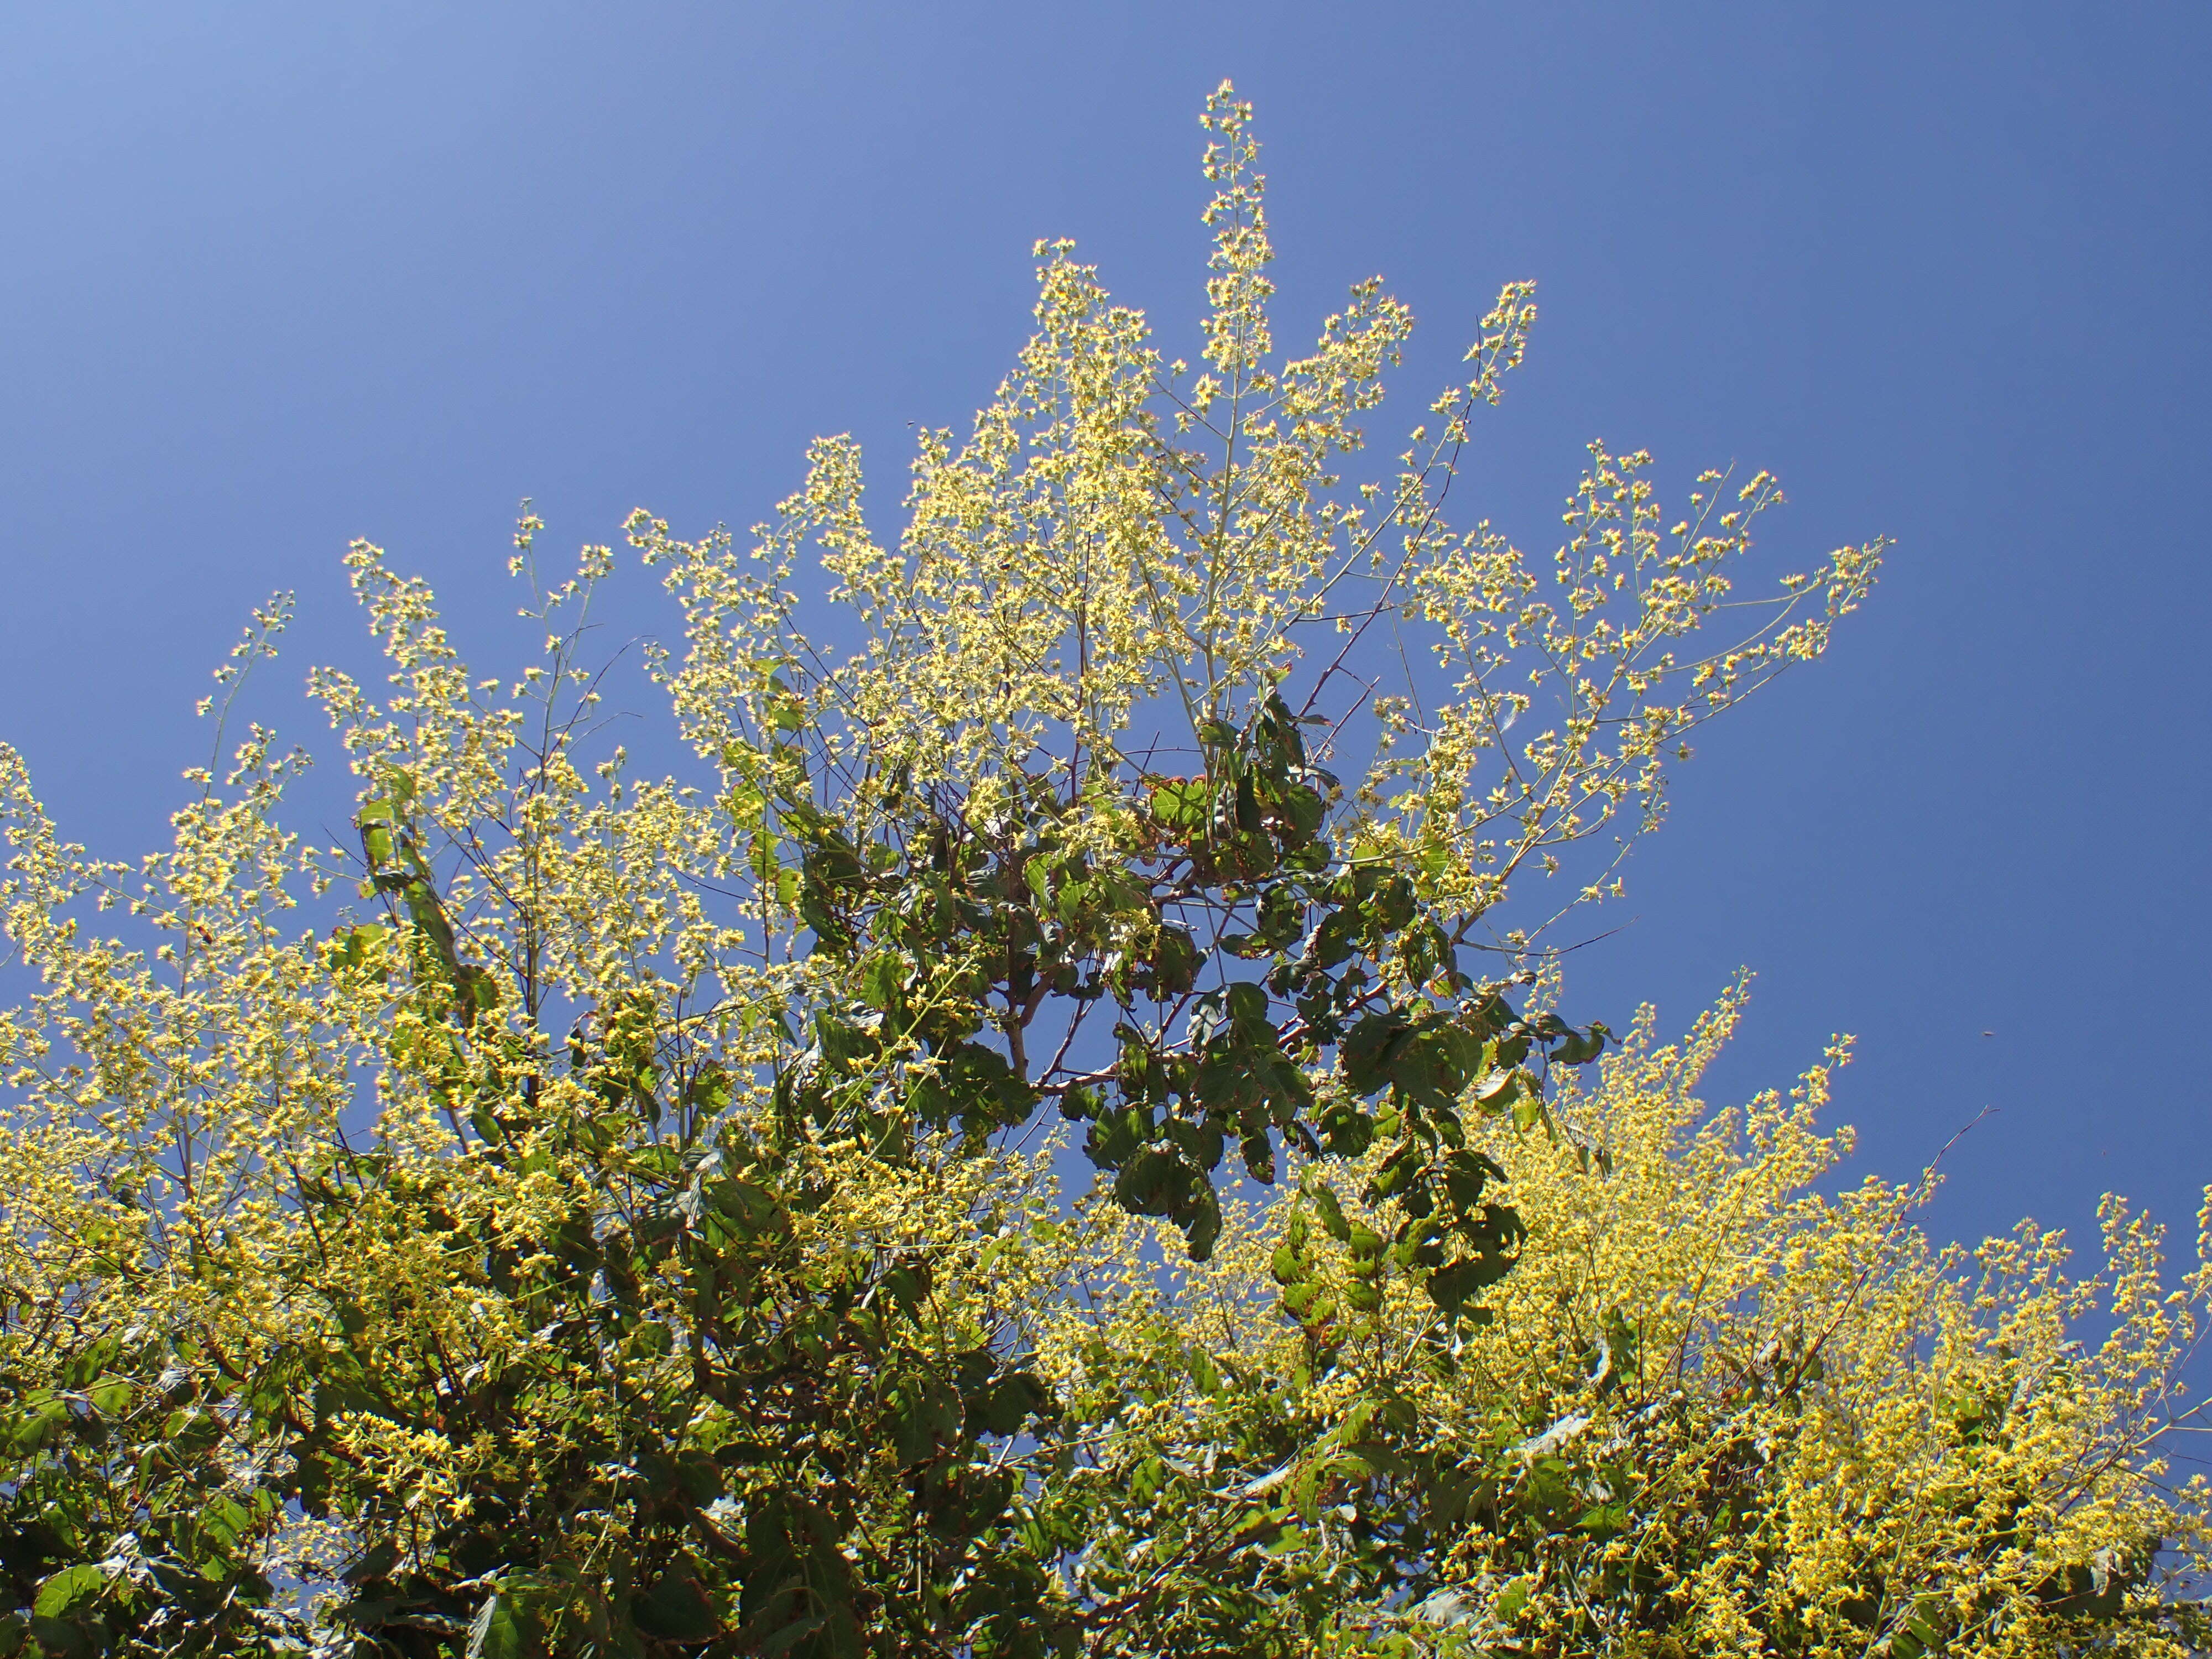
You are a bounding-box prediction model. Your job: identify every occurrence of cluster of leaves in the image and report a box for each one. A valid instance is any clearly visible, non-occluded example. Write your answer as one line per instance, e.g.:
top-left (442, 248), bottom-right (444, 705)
top-left (777, 672), bottom-right (1608, 1301)
top-left (0, 1325), bottom-right (294, 1657)
top-left (10, 79), bottom-right (2188, 1659)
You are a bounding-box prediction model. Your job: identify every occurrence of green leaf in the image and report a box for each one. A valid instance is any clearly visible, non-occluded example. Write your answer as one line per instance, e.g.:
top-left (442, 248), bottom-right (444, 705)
top-left (1548, 1020), bottom-right (1610, 1066)
top-left (1438, 1148), bottom-right (1507, 1214)
top-left (1084, 1105), bottom-right (1151, 1170)
top-left (1273, 781), bottom-right (1326, 843)
top-left (1471, 1066), bottom-right (1522, 1116)
top-left (858, 952), bottom-right (907, 1014)
top-left (1188, 1349), bottom-right (1223, 1396)
top-left (1426, 1254), bottom-right (1510, 1313)
top-left (466, 1592), bottom-right (525, 1659)
top-left (634, 1572), bottom-right (719, 1643)
top-left (1316, 1096), bottom-right (1374, 1157)
top-left (888, 1369), bottom-right (962, 1465)
top-left (1307, 1181), bottom-right (1352, 1243)
top-left (196, 1493), bottom-right (253, 1554)
top-left (342, 1538), bottom-right (400, 1586)
top-left (1147, 778), bottom-right (1211, 831)
top-left (966, 1370), bottom-right (1049, 1438)
top-left (755, 1611), bottom-right (829, 1658)
top-left (1224, 978), bottom-right (1270, 1029)
top-left (1113, 1144), bottom-right (1223, 1259)
top-left (708, 1177), bottom-right (787, 1238)
top-left (32, 1565), bottom-right (106, 1621)
top-left (1340, 1014), bottom-right (1408, 1097)
top-left (1024, 854), bottom-right (1055, 900)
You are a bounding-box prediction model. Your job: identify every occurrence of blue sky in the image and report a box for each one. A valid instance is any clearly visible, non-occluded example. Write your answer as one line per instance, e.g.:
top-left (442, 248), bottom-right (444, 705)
top-left (4, 3), bottom-right (2206, 1256)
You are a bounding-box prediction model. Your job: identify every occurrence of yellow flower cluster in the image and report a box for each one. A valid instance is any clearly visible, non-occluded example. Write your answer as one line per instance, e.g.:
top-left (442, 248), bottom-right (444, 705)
top-left (1044, 983), bottom-right (2211, 1653)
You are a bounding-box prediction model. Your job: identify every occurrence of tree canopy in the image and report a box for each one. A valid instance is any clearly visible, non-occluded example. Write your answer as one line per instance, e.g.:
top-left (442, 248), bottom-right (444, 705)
top-left (4, 84), bottom-right (2204, 1659)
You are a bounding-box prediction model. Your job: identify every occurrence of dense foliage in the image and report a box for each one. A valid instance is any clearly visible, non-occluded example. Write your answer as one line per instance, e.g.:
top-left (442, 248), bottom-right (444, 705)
top-left (4, 85), bottom-right (2201, 1658)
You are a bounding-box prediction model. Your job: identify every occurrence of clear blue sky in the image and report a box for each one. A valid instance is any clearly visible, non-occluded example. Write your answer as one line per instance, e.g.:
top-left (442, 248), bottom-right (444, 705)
top-left (4, 4), bottom-right (2206, 1257)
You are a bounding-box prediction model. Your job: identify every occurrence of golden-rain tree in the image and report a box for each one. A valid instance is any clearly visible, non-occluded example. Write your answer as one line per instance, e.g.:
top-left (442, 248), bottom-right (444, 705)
top-left (7, 80), bottom-right (2190, 1659)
